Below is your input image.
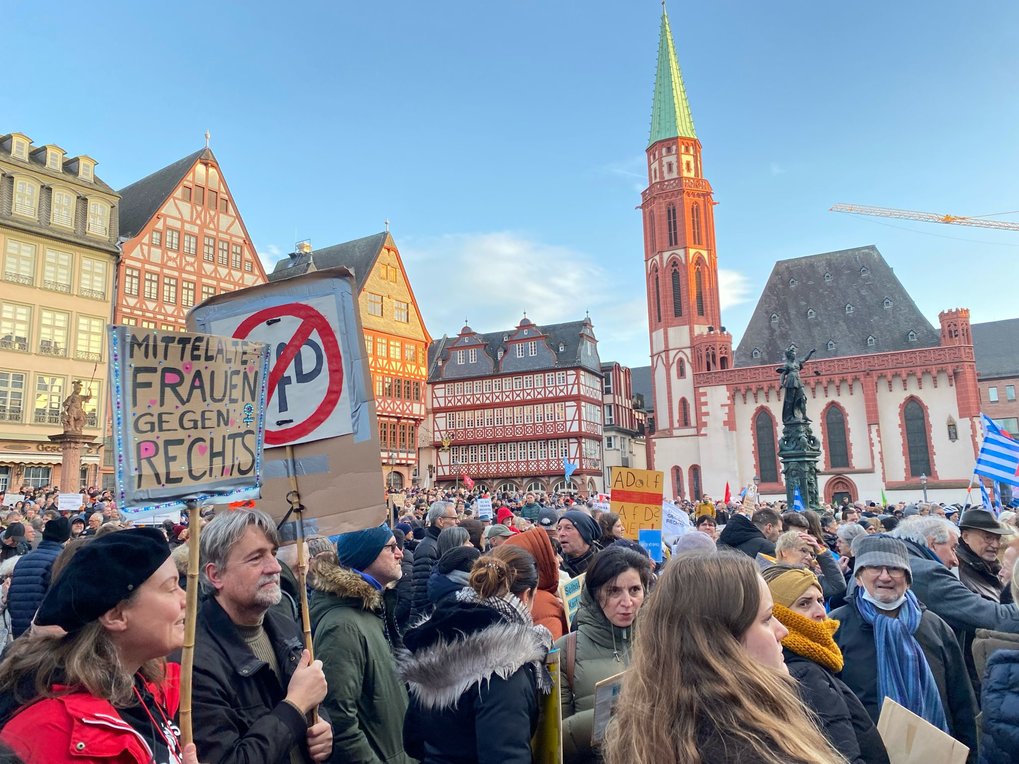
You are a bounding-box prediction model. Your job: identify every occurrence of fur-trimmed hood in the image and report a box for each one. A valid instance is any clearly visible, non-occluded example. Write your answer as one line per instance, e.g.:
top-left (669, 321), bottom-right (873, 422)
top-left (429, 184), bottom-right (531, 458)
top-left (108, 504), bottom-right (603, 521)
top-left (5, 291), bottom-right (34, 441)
top-left (397, 601), bottom-right (552, 711)
top-left (309, 557), bottom-right (383, 611)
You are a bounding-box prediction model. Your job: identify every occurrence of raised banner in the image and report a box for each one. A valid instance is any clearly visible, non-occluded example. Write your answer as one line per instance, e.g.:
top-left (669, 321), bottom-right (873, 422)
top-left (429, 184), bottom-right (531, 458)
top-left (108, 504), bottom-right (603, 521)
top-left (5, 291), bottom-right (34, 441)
top-left (57, 492), bottom-right (83, 514)
top-left (188, 268), bottom-right (387, 538)
top-left (610, 467), bottom-right (665, 539)
top-left (108, 327), bottom-right (270, 513)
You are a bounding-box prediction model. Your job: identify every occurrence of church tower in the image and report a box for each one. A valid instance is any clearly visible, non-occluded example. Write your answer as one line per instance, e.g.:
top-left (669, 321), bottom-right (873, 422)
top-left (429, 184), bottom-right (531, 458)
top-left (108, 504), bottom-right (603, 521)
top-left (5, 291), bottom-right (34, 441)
top-left (642, 6), bottom-right (731, 496)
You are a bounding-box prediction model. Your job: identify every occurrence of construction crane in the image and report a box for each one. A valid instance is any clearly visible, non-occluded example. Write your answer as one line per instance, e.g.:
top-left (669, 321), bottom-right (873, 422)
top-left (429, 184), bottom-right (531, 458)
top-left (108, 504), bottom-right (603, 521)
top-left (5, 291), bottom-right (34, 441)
top-left (830, 203), bottom-right (1019, 232)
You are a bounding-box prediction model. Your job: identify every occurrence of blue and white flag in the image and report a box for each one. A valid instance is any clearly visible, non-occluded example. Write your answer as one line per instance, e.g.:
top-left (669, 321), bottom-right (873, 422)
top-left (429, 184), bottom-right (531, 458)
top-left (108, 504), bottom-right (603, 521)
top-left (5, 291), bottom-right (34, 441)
top-left (980, 479), bottom-right (992, 511)
top-left (564, 458), bottom-right (578, 479)
top-left (793, 486), bottom-right (806, 512)
top-left (975, 414), bottom-right (1019, 488)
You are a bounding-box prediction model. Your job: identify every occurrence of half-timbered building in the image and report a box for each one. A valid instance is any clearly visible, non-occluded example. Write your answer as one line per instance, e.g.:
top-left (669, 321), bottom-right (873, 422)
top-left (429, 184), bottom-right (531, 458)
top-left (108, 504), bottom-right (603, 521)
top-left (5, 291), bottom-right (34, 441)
top-left (600, 362), bottom-right (647, 486)
top-left (269, 232), bottom-right (431, 489)
top-left (426, 316), bottom-right (604, 495)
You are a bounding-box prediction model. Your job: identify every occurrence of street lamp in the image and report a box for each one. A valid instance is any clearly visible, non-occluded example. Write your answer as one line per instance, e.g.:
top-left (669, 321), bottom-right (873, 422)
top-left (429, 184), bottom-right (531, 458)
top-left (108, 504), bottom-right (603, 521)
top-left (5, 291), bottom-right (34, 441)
top-left (920, 473), bottom-right (928, 503)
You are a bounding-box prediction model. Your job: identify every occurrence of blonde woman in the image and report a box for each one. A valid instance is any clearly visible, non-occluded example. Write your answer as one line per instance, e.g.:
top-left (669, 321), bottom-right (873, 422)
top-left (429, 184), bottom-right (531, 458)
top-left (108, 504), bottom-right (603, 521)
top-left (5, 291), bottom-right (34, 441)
top-left (604, 552), bottom-right (843, 764)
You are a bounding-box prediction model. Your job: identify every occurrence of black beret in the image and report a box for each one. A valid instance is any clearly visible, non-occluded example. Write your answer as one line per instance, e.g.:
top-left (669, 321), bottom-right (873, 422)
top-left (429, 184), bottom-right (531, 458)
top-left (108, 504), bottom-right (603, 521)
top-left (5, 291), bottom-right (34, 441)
top-left (36, 527), bottom-right (170, 632)
top-left (437, 545), bottom-right (481, 574)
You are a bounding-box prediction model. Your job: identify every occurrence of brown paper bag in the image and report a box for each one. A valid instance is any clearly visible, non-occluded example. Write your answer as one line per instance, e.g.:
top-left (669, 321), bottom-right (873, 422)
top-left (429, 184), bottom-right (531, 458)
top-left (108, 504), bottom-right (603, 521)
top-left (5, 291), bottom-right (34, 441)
top-left (876, 698), bottom-right (968, 764)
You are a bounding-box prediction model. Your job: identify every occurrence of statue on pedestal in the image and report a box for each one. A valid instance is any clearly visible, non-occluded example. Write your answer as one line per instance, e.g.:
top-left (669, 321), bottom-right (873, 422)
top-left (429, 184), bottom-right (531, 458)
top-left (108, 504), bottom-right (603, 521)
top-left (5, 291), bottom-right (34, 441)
top-left (776, 346), bottom-right (815, 423)
top-left (60, 380), bottom-right (92, 435)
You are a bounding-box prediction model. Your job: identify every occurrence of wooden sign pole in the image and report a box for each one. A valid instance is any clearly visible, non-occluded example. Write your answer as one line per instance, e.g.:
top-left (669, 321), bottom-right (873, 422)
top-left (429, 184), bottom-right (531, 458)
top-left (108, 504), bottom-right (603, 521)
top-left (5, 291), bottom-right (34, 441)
top-left (179, 498), bottom-right (202, 748)
top-left (285, 444), bottom-right (318, 724)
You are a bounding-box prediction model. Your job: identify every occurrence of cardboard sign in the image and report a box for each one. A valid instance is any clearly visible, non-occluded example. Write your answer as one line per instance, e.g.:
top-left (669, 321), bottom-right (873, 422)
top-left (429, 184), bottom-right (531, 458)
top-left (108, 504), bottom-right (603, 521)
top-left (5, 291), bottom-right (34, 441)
top-left (475, 497), bottom-right (493, 521)
top-left (591, 671), bottom-right (625, 745)
top-left (1, 493), bottom-right (21, 507)
top-left (108, 327), bottom-right (270, 513)
top-left (188, 269), bottom-right (387, 538)
top-left (876, 698), bottom-right (968, 764)
top-left (530, 648), bottom-right (563, 764)
top-left (610, 467), bottom-right (664, 539)
top-left (638, 529), bottom-right (664, 562)
top-left (558, 573), bottom-right (585, 626)
top-left (57, 493), bottom-right (83, 514)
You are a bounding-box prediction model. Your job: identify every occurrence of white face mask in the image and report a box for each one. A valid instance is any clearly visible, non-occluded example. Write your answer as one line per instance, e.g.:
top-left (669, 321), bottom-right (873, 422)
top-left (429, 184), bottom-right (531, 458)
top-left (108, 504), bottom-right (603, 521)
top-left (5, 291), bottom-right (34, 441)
top-left (860, 588), bottom-right (907, 612)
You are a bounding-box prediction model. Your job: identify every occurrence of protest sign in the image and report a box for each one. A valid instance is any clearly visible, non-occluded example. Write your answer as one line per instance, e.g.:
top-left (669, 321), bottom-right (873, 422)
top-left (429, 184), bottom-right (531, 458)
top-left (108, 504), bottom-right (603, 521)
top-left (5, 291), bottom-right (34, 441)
top-left (558, 573), bottom-right (585, 626)
top-left (877, 698), bottom-right (968, 764)
top-left (592, 671), bottom-right (625, 745)
top-left (638, 528), bottom-right (664, 562)
top-left (531, 648), bottom-right (563, 763)
top-left (1, 492), bottom-right (20, 507)
top-left (475, 497), bottom-right (493, 521)
top-left (662, 499), bottom-right (692, 542)
top-left (108, 327), bottom-right (270, 513)
top-left (188, 268), bottom-right (387, 538)
top-left (610, 467), bottom-right (664, 539)
top-left (58, 493), bottom-right (83, 514)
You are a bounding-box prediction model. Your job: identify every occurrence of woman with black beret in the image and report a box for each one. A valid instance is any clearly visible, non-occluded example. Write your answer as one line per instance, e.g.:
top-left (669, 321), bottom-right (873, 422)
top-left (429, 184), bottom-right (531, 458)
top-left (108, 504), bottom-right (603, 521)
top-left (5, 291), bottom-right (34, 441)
top-left (0, 527), bottom-right (200, 764)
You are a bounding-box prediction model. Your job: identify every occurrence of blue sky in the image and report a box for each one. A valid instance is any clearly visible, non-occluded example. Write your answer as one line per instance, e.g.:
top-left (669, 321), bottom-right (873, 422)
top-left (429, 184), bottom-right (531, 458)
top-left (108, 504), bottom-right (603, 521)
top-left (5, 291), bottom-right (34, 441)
top-left (9, 1), bottom-right (1019, 367)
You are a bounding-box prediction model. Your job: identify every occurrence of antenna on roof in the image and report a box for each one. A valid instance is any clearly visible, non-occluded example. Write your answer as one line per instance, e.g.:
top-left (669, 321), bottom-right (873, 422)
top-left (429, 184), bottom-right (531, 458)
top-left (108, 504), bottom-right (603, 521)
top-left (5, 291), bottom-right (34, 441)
top-left (204, 130), bottom-right (211, 149)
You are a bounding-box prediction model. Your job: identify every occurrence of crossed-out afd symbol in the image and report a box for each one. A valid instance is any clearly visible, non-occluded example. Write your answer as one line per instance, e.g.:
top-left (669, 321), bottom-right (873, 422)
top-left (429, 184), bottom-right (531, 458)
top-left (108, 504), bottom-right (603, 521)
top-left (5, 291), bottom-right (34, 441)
top-left (232, 302), bottom-right (349, 446)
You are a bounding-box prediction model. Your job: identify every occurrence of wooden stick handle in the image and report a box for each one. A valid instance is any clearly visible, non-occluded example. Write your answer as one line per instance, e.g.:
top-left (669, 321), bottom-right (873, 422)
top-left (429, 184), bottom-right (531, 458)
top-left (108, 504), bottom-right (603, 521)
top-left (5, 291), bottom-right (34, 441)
top-left (179, 501), bottom-right (202, 748)
top-left (285, 445), bottom-right (319, 725)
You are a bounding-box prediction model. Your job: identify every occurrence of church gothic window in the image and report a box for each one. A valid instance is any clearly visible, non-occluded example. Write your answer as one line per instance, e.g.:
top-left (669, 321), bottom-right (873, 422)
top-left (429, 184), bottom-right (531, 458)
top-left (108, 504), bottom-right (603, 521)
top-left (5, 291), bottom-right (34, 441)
top-left (695, 264), bottom-right (705, 316)
top-left (689, 465), bottom-right (702, 500)
top-left (755, 410), bottom-right (779, 483)
top-left (904, 399), bottom-right (932, 478)
top-left (691, 203), bottom-right (702, 245)
top-left (947, 419), bottom-right (958, 442)
top-left (825, 406), bottom-right (850, 469)
top-left (666, 205), bottom-right (678, 247)
top-left (676, 357), bottom-right (686, 379)
top-left (652, 267), bottom-right (662, 323)
top-left (680, 398), bottom-right (690, 428)
top-left (671, 264), bottom-right (683, 317)
top-left (673, 467), bottom-right (684, 500)
top-left (860, 266), bottom-right (870, 277)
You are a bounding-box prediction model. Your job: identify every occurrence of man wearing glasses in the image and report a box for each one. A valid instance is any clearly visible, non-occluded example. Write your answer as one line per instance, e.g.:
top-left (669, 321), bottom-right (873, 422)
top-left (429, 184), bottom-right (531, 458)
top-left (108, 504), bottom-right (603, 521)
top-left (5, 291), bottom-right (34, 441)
top-left (410, 501), bottom-right (458, 621)
top-left (311, 524), bottom-right (413, 763)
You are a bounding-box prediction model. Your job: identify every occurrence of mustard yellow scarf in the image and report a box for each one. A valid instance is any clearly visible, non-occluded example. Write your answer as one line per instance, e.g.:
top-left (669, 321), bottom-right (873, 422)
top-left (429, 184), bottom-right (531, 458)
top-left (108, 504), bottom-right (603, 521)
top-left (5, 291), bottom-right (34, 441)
top-left (773, 604), bottom-right (844, 674)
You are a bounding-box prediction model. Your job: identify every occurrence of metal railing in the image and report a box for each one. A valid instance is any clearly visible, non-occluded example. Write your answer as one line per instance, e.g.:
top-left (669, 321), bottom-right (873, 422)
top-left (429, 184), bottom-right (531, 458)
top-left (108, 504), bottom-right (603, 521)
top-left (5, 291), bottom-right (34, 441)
top-left (75, 350), bottom-right (102, 363)
top-left (78, 287), bottom-right (106, 301)
top-left (34, 411), bottom-right (61, 425)
top-left (0, 409), bottom-right (23, 422)
top-left (43, 280), bottom-right (72, 294)
top-left (0, 338), bottom-right (29, 352)
top-left (2, 272), bottom-right (34, 287)
top-left (38, 342), bottom-right (66, 356)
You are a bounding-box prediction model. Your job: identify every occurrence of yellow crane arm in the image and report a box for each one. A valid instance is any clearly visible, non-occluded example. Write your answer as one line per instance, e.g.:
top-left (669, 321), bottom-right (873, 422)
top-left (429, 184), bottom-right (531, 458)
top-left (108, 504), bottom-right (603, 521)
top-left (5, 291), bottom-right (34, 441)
top-left (830, 203), bottom-right (1019, 231)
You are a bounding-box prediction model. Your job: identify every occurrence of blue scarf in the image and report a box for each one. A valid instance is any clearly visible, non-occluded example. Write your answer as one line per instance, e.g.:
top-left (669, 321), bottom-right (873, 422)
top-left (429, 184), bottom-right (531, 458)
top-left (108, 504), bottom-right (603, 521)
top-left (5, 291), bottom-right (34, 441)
top-left (855, 589), bottom-right (948, 732)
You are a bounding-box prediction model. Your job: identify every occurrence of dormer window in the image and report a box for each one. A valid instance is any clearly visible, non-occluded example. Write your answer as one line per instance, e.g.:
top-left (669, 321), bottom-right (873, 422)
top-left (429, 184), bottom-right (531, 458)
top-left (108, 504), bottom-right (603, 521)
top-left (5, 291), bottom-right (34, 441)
top-left (770, 313), bottom-right (779, 325)
top-left (456, 350), bottom-right (466, 365)
top-left (860, 265), bottom-right (870, 277)
top-left (515, 343), bottom-right (525, 358)
top-left (46, 147), bottom-right (63, 171)
top-left (751, 348), bottom-right (762, 359)
top-left (789, 278), bottom-right (798, 287)
top-left (78, 160), bottom-right (94, 182)
top-left (907, 330), bottom-right (918, 342)
top-left (497, 349), bottom-right (504, 360)
top-left (826, 340), bottom-right (836, 351)
top-left (468, 348), bottom-right (477, 364)
top-left (867, 335), bottom-right (877, 347)
top-left (558, 342), bottom-right (566, 352)
top-left (11, 137), bottom-right (29, 160)
top-left (823, 272), bottom-right (832, 283)
top-left (806, 308), bottom-right (816, 319)
top-left (13, 177), bottom-right (39, 217)
top-left (50, 188), bottom-right (74, 227)
top-left (883, 297), bottom-right (893, 309)
top-left (845, 304), bottom-right (854, 315)
top-left (86, 200), bottom-right (109, 236)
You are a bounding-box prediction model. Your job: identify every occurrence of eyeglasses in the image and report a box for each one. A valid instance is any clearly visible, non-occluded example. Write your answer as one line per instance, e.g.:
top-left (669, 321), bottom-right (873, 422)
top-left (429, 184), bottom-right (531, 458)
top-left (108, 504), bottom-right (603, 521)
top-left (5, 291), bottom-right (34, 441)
top-left (441, 514), bottom-right (458, 520)
top-left (382, 542), bottom-right (400, 553)
top-left (863, 566), bottom-right (906, 578)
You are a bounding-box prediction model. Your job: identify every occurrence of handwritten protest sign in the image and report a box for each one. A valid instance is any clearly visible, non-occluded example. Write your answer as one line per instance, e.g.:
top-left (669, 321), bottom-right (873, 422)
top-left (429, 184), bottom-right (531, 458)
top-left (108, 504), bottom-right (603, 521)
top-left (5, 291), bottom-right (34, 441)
top-left (188, 268), bottom-right (387, 538)
top-left (58, 493), bottom-right (83, 514)
top-left (108, 327), bottom-right (270, 513)
top-left (475, 497), bottom-right (493, 521)
top-left (610, 467), bottom-right (664, 539)
top-left (558, 573), bottom-right (586, 626)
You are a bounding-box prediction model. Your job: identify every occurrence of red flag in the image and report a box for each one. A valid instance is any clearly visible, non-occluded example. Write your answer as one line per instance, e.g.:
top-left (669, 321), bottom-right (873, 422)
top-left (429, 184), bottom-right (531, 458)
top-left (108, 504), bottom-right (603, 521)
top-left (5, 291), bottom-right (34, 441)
top-left (462, 474), bottom-right (475, 489)
top-left (723, 482), bottom-right (731, 504)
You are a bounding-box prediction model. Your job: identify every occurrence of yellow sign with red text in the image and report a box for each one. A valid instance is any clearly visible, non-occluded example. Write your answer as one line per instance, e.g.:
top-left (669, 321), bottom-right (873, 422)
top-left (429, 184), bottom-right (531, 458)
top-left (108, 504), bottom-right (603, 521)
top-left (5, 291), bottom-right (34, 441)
top-left (610, 467), bottom-right (664, 540)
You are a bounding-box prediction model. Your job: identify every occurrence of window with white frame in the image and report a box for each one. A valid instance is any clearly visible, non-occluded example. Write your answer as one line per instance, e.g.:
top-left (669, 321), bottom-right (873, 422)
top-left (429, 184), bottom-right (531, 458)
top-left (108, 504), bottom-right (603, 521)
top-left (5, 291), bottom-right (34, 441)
top-left (0, 371), bottom-right (26, 421)
top-left (394, 300), bottom-right (409, 322)
top-left (514, 376), bottom-right (522, 390)
top-left (181, 280), bottom-right (195, 307)
top-left (0, 303), bottom-right (31, 351)
top-left (498, 443), bottom-right (507, 461)
top-left (166, 230), bottom-right (180, 251)
top-left (79, 161), bottom-right (94, 181)
top-left (34, 374), bottom-right (64, 424)
top-left (556, 371), bottom-right (567, 385)
top-left (43, 249), bottom-right (72, 293)
top-left (163, 277), bottom-right (178, 305)
top-left (11, 138), bottom-right (28, 160)
top-left (79, 258), bottom-right (107, 299)
top-left (22, 466), bottom-right (50, 487)
top-left (538, 441), bottom-right (547, 459)
top-left (494, 408), bottom-right (504, 425)
top-left (523, 375), bottom-right (532, 389)
top-left (367, 293), bottom-right (383, 317)
top-left (201, 285), bottom-right (216, 301)
top-left (603, 375), bottom-right (613, 394)
top-left (3, 240), bottom-right (35, 286)
top-left (217, 240), bottom-right (229, 265)
top-left (524, 406), bottom-right (533, 424)
top-left (231, 244), bottom-right (242, 270)
top-left (515, 343), bottom-right (524, 358)
top-left (75, 316), bottom-right (104, 361)
top-left (555, 402), bottom-right (565, 421)
top-left (606, 436), bottom-right (616, 450)
top-left (514, 406), bottom-right (524, 424)
top-left (484, 379), bottom-right (492, 393)
top-left (527, 340), bottom-right (537, 356)
top-left (151, 230), bottom-right (162, 246)
top-left (13, 178), bottom-right (39, 217)
top-left (604, 404), bottom-right (614, 425)
top-left (86, 200), bottom-right (109, 236)
top-left (456, 350), bottom-right (466, 365)
top-left (46, 149), bottom-right (62, 170)
top-left (493, 379), bottom-right (502, 392)
top-left (203, 236), bottom-right (215, 261)
top-left (39, 310), bottom-right (69, 356)
top-left (534, 405), bottom-right (544, 423)
top-left (183, 234), bottom-right (198, 256)
top-left (468, 348), bottom-right (477, 363)
top-left (545, 372), bottom-right (554, 386)
top-left (50, 189), bottom-right (74, 227)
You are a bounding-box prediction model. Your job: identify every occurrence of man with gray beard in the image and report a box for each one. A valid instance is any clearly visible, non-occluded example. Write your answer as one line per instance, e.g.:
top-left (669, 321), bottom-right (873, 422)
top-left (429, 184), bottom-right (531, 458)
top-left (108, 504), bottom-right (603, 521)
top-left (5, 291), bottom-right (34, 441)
top-left (193, 509), bottom-right (334, 763)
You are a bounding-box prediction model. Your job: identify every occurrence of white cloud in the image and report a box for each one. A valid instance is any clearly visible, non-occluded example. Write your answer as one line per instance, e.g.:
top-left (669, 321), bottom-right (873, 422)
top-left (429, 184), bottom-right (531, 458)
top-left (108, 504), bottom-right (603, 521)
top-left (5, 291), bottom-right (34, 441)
top-left (256, 243), bottom-right (284, 272)
top-left (718, 268), bottom-right (753, 310)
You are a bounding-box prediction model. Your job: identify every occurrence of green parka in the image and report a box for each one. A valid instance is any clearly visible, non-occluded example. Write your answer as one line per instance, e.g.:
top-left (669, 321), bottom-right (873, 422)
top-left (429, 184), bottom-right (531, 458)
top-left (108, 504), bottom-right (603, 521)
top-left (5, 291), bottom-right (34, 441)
top-left (554, 588), bottom-right (633, 764)
top-left (309, 559), bottom-right (413, 764)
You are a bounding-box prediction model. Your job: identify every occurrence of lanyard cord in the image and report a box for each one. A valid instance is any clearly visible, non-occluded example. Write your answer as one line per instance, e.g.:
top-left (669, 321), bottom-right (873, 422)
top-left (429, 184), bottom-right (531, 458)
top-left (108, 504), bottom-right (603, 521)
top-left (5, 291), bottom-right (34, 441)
top-left (132, 681), bottom-right (181, 764)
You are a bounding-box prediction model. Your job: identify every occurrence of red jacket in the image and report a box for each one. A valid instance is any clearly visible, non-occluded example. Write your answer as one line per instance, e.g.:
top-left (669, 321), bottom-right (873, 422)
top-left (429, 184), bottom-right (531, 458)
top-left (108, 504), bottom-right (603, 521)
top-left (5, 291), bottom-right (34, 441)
top-left (1, 663), bottom-right (181, 764)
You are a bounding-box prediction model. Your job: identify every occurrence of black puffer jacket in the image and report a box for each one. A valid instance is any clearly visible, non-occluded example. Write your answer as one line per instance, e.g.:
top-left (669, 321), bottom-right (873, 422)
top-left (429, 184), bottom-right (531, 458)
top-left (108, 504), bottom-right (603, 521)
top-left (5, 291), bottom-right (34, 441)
top-left (784, 650), bottom-right (889, 764)
top-left (716, 514), bottom-right (775, 558)
top-left (5, 539), bottom-right (62, 637)
top-left (979, 649), bottom-right (1019, 764)
top-left (410, 525), bottom-right (441, 621)
top-left (394, 546), bottom-right (414, 632)
top-left (398, 594), bottom-right (551, 764)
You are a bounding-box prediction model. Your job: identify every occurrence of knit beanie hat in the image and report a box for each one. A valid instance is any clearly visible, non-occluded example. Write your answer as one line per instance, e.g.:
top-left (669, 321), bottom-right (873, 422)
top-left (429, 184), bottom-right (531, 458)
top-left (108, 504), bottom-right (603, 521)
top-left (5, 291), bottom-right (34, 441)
top-left (762, 566), bottom-right (821, 608)
top-left (43, 516), bottom-right (71, 543)
top-left (437, 545), bottom-right (481, 575)
top-left (852, 535), bottom-right (912, 581)
top-left (335, 524), bottom-right (393, 572)
top-left (559, 510), bottom-right (599, 545)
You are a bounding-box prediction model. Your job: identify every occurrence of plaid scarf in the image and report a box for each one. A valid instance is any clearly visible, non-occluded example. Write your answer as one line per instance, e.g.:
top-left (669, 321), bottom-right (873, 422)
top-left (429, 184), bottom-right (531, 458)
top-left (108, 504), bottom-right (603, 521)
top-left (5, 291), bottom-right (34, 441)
top-left (855, 589), bottom-right (948, 732)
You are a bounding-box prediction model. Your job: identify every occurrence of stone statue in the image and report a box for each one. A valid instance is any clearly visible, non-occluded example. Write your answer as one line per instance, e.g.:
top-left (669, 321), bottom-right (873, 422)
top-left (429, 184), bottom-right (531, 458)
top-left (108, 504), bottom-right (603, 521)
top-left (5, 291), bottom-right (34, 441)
top-left (60, 380), bottom-right (92, 434)
top-left (776, 347), bottom-right (815, 423)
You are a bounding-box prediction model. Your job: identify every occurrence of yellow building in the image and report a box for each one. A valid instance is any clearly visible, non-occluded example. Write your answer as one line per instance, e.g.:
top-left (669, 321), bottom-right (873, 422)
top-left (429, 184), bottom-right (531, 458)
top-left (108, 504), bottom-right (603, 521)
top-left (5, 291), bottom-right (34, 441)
top-left (0, 132), bottom-right (119, 493)
top-left (269, 231), bottom-right (431, 489)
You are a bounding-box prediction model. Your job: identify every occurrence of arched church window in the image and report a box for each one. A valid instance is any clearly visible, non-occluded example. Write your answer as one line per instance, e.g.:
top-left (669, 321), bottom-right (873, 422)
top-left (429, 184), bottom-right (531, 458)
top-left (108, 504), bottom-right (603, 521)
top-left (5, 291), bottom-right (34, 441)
top-left (680, 398), bottom-right (690, 427)
top-left (695, 264), bottom-right (705, 316)
top-left (666, 205), bottom-right (678, 247)
top-left (904, 399), bottom-right (932, 477)
top-left (673, 466), bottom-right (684, 499)
top-left (755, 410), bottom-right (779, 483)
top-left (825, 406), bottom-right (849, 468)
top-left (652, 267), bottom-right (662, 323)
top-left (671, 264), bottom-right (683, 317)
top-left (691, 203), bottom-right (702, 245)
top-left (689, 465), bottom-right (702, 500)
top-left (676, 357), bottom-right (686, 379)
top-left (947, 418), bottom-right (958, 442)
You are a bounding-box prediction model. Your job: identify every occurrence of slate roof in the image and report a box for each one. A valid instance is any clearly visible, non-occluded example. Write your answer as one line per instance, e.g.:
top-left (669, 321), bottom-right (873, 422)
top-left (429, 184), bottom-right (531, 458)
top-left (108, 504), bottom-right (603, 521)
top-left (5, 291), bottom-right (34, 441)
top-left (269, 232), bottom-right (389, 292)
top-left (117, 148), bottom-right (209, 238)
top-left (733, 245), bottom-right (940, 367)
top-left (427, 319), bottom-right (600, 382)
top-left (972, 318), bottom-right (1019, 379)
top-left (630, 365), bottom-right (653, 413)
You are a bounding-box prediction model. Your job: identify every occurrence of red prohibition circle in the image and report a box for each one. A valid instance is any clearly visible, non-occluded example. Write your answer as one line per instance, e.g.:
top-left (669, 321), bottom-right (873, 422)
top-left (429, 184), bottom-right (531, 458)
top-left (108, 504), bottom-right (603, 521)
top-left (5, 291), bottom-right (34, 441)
top-left (233, 303), bottom-right (344, 446)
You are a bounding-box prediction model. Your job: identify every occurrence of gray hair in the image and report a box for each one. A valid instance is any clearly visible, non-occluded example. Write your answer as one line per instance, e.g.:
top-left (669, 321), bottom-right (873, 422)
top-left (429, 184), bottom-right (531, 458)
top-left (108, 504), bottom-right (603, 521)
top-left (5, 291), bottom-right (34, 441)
top-left (437, 526), bottom-right (469, 557)
top-left (427, 501), bottom-right (454, 526)
top-left (893, 516), bottom-right (958, 548)
top-left (200, 508), bottom-right (279, 595)
top-left (775, 530), bottom-right (805, 556)
top-left (836, 522), bottom-right (867, 545)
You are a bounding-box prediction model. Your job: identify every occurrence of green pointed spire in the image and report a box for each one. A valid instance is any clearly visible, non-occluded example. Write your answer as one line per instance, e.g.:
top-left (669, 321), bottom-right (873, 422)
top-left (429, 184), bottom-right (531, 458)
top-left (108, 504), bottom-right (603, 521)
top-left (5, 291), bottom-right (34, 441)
top-left (649, 6), bottom-right (697, 146)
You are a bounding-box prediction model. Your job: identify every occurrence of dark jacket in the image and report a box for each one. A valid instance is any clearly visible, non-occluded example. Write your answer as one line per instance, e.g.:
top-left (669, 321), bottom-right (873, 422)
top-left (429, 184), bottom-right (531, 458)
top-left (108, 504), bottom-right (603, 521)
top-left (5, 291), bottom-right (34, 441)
top-left (308, 560), bottom-right (411, 764)
top-left (0, 539), bottom-right (29, 564)
top-left (398, 596), bottom-right (550, 764)
top-left (427, 569), bottom-right (466, 607)
top-left (979, 649), bottom-right (1019, 764)
top-left (716, 513), bottom-right (776, 558)
top-left (784, 649), bottom-right (889, 764)
top-left (957, 539), bottom-right (1004, 603)
top-left (5, 538), bottom-right (63, 637)
top-left (394, 546), bottom-right (414, 632)
top-left (410, 525), bottom-right (441, 621)
top-left (830, 595), bottom-right (978, 760)
top-left (561, 542), bottom-right (602, 578)
top-left (192, 596), bottom-right (314, 764)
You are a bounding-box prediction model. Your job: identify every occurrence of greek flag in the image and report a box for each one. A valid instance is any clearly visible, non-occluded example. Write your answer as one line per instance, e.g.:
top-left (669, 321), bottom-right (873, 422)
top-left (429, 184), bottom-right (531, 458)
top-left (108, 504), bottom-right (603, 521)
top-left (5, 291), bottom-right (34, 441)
top-left (793, 486), bottom-right (806, 512)
top-left (974, 415), bottom-right (1019, 488)
top-left (980, 479), bottom-right (992, 511)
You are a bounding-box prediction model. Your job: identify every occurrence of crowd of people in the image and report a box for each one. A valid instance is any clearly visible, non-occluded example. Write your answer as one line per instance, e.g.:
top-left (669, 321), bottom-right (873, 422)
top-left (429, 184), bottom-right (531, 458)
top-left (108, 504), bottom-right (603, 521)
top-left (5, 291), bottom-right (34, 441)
top-left (1, 481), bottom-right (1019, 762)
